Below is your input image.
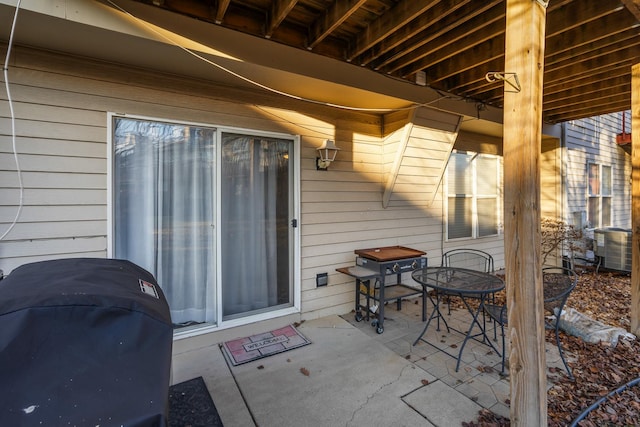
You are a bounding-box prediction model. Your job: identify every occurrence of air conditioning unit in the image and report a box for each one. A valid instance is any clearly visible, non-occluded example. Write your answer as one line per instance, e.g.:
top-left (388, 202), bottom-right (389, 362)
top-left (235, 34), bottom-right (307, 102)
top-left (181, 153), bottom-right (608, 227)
top-left (593, 227), bottom-right (632, 272)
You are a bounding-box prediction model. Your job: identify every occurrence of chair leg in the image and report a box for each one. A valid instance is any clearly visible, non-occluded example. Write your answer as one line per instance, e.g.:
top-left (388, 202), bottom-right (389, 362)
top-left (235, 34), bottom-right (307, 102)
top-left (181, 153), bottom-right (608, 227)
top-left (555, 325), bottom-right (573, 379)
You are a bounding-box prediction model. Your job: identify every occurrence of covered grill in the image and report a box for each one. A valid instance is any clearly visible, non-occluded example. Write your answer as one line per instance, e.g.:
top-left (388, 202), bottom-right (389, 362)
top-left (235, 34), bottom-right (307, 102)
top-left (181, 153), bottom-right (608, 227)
top-left (0, 258), bottom-right (173, 426)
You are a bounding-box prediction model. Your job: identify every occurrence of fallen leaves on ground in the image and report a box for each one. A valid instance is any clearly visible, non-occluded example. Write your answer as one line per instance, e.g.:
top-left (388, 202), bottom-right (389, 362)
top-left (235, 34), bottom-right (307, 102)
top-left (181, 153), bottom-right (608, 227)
top-left (469, 270), bottom-right (640, 426)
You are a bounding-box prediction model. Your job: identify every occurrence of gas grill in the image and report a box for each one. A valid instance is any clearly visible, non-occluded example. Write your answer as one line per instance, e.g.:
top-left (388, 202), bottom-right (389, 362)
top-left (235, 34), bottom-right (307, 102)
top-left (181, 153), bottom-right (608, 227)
top-left (337, 246), bottom-right (427, 334)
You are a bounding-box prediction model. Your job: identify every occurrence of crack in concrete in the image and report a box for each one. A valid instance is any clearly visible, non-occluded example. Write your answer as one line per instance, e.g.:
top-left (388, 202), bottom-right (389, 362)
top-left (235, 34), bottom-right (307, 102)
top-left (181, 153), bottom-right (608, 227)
top-left (344, 363), bottom-right (420, 427)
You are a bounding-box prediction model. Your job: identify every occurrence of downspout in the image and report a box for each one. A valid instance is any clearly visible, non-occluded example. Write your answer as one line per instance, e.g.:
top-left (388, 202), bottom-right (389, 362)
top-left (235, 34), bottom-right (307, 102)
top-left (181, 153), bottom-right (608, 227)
top-left (560, 122), bottom-right (568, 263)
top-left (561, 122), bottom-right (567, 226)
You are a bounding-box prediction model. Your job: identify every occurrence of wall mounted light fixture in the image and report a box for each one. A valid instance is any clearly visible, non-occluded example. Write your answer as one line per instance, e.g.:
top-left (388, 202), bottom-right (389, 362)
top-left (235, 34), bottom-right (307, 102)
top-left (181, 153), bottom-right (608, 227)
top-left (316, 139), bottom-right (340, 170)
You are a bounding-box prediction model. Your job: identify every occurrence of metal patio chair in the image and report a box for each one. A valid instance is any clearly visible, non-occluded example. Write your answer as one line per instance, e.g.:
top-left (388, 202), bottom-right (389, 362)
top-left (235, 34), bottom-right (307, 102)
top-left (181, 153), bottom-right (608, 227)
top-left (441, 249), bottom-right (495, 314)
top-left (484, 266), bottom-right (578, 377)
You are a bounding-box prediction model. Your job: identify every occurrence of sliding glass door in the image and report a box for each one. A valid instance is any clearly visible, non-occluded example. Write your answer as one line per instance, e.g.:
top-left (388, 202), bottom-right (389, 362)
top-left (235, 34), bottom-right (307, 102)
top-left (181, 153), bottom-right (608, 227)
top-left (220, 133), bottom-right (293, 319)
top-left (112, 116), bottom-right (295, 328)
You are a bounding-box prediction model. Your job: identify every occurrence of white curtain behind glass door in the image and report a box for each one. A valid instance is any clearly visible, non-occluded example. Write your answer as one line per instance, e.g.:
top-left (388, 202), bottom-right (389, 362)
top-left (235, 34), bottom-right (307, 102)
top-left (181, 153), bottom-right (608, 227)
top-left (221, 134), bottom-right (291, 319)
top-left (114, 118), bottom-right (215, 325)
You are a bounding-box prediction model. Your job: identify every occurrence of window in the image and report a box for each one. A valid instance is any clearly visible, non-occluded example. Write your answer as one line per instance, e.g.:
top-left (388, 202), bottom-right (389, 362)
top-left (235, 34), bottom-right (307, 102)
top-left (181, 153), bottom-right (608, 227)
top-left (587, 163), bottom-right (611, 228)
top-left (111, 116), bottom-right (297, 330)
top-left (446, 151), bottom-right (501, 240)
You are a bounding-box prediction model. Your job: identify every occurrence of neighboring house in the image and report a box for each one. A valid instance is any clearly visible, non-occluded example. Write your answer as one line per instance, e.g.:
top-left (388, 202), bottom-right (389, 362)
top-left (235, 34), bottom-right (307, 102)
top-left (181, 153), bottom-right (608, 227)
top-left (541, 112), bottom-right (632, 265)
top-left (0, 1), bottom-right (630, 352)
top-left (564, 112), bottom-right (632, 231)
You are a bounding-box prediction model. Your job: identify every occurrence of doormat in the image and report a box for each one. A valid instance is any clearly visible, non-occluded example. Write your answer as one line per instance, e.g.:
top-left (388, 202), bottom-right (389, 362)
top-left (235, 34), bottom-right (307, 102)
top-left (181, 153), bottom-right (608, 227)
top-left (221, 324), bottom-right (311, 366)
top-left (168, 376), bottom-right (223, 427)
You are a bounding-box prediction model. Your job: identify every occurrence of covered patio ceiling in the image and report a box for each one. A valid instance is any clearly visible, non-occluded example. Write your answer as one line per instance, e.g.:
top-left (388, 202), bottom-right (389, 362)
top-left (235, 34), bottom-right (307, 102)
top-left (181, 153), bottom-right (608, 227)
top-left (131, 0), bottom-right (640, 124)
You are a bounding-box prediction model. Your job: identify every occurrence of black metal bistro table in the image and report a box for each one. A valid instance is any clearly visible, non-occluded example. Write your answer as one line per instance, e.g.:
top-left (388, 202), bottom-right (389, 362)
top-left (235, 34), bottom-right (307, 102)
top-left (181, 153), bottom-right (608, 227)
top-left (411, 266), bottom-right (505, 371)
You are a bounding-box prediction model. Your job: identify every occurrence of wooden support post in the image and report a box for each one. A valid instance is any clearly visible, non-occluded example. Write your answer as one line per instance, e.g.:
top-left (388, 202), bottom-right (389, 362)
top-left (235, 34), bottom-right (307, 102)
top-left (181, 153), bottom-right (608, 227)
top-left (631, 63), bottom-right (640, 335)
top-left (503, 0), bottom-right (547, 424)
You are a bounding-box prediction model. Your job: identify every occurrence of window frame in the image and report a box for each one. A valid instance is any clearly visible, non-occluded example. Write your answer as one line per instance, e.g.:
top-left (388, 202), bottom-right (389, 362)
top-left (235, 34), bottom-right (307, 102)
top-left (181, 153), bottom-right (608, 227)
top-left (445, 150), bottom-right (502, 241)
top-left (587, 162), bottom-right (612, 228)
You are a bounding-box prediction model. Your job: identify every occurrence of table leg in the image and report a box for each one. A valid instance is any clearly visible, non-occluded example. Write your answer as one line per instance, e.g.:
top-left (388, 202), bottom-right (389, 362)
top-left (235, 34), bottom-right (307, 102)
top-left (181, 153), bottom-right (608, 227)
top-left (454, 295), bottom-right (501, 372)
top-left (433, 290), bottom-right (450, 332)
top-left (421, 286), bottom-right (427, 322)
top-left (413, 286), bottom-right (449, 346)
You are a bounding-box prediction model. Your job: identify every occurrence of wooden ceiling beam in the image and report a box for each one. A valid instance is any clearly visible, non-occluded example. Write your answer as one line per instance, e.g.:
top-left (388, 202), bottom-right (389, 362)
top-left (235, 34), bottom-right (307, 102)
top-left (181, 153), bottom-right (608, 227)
top-left (265, 0), bottom-right (298, 38)
top-left (545, 100), bottom-right (631, 124)
top-left (545, 75), bottom-right (632, 103)
top-left (545, 1), bottom-right (625, 38)
top-left (346, 0), bottom-right (439, 61)
top-left (461, 88), bottom-right (504, 109)
top-left (545, 9), bottom-right (636, 58)
top-left (355, 0), bottom-right (477, 67)
top-left (543, 98), bottom-right (631, 121)
top-left (544, 83), bottom-right (630, 111)
top-left (621, 0), bottom-right (640, 20)
top-left (545, 29), bottom-right (640, 68)
top-left (544, 79), bottom-right (630, 109)
top-left (461, 81), bottom-right (503, 102)
top-left (545, 66), bottom-right (631, 98)
top-left (437, 56), bottom-right (505, 93)
top-left (412, 36), bottom-right (504, 83)
top-left (152, 0), bottom-right (218, 22)
top-left (559, 94), bottom-right (631, 111)
top-left (545, 42), bottom-right (640, 83)
top-left (544, 47), bottom-right (640, 85)
top-left (215, 0), bottom-right (231, 24)
top-left (133, 0), bottom-right (639, 124)
top-left (392, 18), bottom-right (504, 77)
top-left (378, 2), bottom-right (503, 73)
top-left (546, 0), bottom-right (575, 12)
top-left (306, 0), bottom-right (366, 49)
top-left (545, 75), bottom-right (630, 103)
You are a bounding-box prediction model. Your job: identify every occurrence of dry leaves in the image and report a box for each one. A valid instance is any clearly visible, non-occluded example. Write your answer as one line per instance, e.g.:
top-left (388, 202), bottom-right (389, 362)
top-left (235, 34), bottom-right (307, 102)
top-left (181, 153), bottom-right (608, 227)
top-left (470, 271), bottom-right (640, 426)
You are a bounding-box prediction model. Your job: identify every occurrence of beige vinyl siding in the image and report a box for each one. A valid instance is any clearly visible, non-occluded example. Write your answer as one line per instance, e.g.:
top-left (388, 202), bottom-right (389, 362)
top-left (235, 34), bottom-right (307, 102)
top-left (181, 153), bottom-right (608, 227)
top-left (0, 56), bottom-right (109, 271)
top-left (0, 46), bottom-right (452, 323)
top-left (381, 108), bottom-right (461, 209)
top-left (540, 137), bottom-right (562, 220)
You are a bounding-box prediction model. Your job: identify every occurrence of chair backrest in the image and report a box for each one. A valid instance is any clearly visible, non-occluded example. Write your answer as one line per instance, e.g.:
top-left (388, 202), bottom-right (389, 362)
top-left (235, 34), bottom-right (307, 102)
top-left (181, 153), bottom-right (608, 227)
top-left (542, 266), bottom-right (578, 317)
top-left (442, 249), bottom-right (494, 273)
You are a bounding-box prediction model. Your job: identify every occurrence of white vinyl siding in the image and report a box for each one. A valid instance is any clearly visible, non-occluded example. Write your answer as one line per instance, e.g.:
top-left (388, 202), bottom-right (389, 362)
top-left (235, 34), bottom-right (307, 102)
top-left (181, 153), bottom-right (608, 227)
top-left (563, 113), bottom-right (631, 230)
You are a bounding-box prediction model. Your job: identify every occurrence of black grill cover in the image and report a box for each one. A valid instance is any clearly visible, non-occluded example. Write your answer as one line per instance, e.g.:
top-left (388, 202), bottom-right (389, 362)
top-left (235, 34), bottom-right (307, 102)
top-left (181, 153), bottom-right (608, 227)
top-left (0, 258), bottom-right (173, 427)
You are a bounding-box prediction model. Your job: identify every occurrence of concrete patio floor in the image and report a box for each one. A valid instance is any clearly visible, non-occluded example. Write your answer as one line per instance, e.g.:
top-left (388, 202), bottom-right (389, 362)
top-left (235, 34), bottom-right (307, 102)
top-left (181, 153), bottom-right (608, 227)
top-left (171, 297), bottom-right (572, 426)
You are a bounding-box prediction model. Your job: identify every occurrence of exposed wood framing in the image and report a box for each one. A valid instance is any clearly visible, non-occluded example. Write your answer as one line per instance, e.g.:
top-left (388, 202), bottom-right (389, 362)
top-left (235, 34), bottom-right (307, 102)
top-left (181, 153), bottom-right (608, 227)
top-left (622, 0), bottom-right (640, 21)
top-left (632, 62), bottom-right (640, 335)
top-left (346, 0), bottom-right (439, 61)
top-left (363, 0), bottom-right (489, 69)
top-left (214, 0), bottom-right (230, 24)
top-left (306, 0), bottom-right (366, 50)
top-left (503, 0), bottom-right (547, 424)
top-left (136, 0), bottom-right (640, 122)
top-left (266, 0), bottom-right (298, 39)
